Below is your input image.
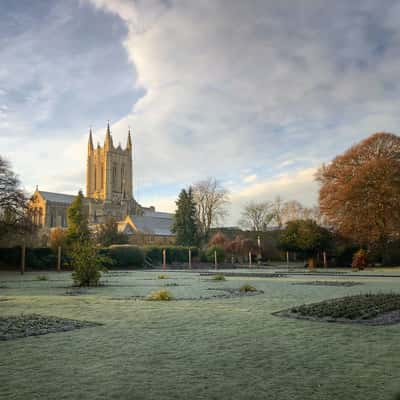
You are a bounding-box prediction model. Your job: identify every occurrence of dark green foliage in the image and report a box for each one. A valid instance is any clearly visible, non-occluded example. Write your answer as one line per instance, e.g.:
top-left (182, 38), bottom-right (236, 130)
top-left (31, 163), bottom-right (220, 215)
top-left (206, 245), bottom-right (225, 263)
top-left (143, 246), bottom-right (198, 265)
top-left (26, 247), bottom-right (56, 269)
top-left (100, 245), bottom-right (145, 268)
top-left (172, 187), bottom-right (199, 246)
top-left (66, 191), bottom-right (90, 244)
top-left (291, 293), bottom-right (400, 320)
top-left (278, 219), bottom-right (332, 255)
top-left (95, 218), bottom-right (129, 247)
top-left (70, 241), bottom-right (109, 287)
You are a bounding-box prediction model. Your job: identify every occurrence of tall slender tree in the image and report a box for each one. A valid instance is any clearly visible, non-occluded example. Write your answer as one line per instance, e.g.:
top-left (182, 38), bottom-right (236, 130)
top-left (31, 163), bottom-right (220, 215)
top-left (66, 190), bottom-right (90, 244)
top-left (172, 187), bottom-right (198, 246)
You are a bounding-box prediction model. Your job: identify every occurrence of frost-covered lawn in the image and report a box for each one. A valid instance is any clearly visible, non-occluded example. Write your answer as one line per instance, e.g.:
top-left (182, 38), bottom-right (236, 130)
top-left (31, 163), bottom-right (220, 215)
top-left (1, 270), bottom-right (400, 400)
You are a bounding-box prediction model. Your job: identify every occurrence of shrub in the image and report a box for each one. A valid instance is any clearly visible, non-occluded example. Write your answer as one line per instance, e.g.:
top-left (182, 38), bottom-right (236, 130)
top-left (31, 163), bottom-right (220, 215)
top-left (212, 273), bottom-right (226, 281)
top-left (36, 275), bottom-right (48, 281)
top-left (239, 284), bottom-right (257, 292)
top-left (147, 289), bottom-right (174, 301)
top-left (206, 246), bottom-right (225, 264)
top-left (101, 245), bottom-right (145, 268)
top-left (158, 274), bottom-right (168, 279)
top-left (70, 241), bottom-right (109, 287)
top-left (352, 249), bottom-right (367, 270)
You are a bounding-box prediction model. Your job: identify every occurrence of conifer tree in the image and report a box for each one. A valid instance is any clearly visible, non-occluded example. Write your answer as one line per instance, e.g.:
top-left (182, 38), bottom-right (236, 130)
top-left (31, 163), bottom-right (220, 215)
top-left (66, 190), bottom-right (90, 244)
top-left (172, 187), bottom-right (198, 246)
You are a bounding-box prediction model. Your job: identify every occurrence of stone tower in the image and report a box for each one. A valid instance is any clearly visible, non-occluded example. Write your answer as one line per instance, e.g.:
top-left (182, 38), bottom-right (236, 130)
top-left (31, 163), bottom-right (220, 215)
top-left (86, 123), bottom-right (133, 202)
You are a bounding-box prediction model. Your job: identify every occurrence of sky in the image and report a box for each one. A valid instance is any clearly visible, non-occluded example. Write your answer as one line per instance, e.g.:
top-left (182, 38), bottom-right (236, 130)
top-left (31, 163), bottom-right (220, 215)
top-left (1, 0), bottom-right (400, 225)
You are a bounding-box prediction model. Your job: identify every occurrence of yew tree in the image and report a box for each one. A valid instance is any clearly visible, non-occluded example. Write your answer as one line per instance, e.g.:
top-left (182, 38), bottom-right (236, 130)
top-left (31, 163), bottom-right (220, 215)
top-left (317, 133), bottom-right (400, 261)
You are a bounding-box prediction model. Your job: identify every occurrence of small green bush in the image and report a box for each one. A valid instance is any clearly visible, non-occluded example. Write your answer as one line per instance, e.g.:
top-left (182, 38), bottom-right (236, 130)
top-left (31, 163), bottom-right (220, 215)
top-left (239, 284), bottom-right (257, 292)
top-left (206, 246), bottom-right (225, 264)
top-left (158, 274), bottom-right (168, 279)
top-left (36, 275), bottom-right (48, 281)
top-left (212, 273), bottom-right (226, 281)
top-left (147, 289), bottom-right (174, 301)
top-left (71, 242), bottom-right (109, 287)
top-left (165, 282), bottom-right (178, 287)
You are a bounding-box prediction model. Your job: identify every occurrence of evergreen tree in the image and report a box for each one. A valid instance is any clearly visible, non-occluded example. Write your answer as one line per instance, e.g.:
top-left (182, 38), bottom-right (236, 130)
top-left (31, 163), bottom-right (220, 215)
top-left (66, 190), bottom-right (90, 244)
top-left (172, 187), bottom-right (198, 246)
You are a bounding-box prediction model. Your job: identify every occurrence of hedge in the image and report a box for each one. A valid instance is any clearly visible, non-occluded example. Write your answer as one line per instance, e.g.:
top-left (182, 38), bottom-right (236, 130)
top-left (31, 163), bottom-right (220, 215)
top-left (143, 246), bottom-right (199, 265)
top-left (0, 247), bottom-right (58, 269)
top-left (100, 245), bottom-right (145, 268)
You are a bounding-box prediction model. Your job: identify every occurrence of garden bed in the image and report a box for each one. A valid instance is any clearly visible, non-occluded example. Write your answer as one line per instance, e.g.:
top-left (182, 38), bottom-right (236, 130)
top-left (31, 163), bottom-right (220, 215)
top-left (0, 314), bottom-right (101, 340)
top-left (274, 293), bottom-right (400, 325)
top-left (292, 280), bottom-right (362, 287)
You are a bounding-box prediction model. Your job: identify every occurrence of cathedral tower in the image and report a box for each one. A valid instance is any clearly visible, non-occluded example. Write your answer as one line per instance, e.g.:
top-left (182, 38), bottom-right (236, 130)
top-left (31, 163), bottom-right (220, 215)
top-left (86, 123), bottom-right (133, 202)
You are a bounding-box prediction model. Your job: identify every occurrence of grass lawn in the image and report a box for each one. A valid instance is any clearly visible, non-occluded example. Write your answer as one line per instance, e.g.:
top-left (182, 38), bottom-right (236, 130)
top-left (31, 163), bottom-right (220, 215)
top-left (1, 269), bottom-right (400, 400)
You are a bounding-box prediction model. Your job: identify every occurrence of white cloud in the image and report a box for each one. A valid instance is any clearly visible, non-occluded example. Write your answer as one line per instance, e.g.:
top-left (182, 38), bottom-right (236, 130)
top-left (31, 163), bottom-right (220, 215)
top-left (3, 0), bottom-right (400, 224)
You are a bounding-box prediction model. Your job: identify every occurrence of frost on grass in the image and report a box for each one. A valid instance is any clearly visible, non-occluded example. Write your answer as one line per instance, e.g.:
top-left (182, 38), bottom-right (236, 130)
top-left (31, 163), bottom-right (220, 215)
top-left (275, 293), bottom-right (400, 325)
top-left (0, 314), bottom-right (101, 341)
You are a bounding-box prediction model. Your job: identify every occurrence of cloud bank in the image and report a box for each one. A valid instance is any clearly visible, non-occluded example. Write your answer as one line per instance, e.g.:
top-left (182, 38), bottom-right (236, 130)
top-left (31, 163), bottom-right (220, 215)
top-left (2, 0), bottom-right (400, 225)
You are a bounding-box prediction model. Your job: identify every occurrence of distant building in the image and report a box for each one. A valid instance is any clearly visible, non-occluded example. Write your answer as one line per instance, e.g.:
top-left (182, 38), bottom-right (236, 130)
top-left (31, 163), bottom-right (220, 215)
top-left (29, 124), bottom-right (174, 241)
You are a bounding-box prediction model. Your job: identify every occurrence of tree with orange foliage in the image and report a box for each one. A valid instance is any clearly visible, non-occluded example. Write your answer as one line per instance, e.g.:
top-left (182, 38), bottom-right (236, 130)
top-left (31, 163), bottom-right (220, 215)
top-left (317, 132), bottom-right (400, 263)
top-left (208, 232), bottom-right (228, 248)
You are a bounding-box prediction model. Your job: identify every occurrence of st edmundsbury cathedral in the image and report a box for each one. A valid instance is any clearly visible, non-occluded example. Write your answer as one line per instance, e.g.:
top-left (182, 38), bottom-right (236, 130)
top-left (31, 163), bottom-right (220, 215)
top-left (29, 124), bottom-right (174, 241)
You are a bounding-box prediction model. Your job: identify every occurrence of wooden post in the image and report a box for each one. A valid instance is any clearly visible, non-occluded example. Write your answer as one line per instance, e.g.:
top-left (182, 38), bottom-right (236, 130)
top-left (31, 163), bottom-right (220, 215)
top-left (162, 249), bottom-right (166, 270)
top-left (188, 248), bottom-right (192, 269)
top-left (286, 251), bottom-right (289, 267)
top-left (249, 251), bottom-right (252, 267)
top-left (214, 250), bottom-right (217, 270)
top-left (57, 246), bottom-right (62, 272)
top-left (21, 243), bottom-right (26, 275)
top-left (323, 251), bottom-right (327, 268)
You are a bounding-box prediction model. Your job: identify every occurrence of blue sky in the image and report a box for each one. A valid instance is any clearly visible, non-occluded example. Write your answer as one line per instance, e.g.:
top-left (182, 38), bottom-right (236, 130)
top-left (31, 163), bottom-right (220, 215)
top-left (1, 0), bottom-right (400, 225)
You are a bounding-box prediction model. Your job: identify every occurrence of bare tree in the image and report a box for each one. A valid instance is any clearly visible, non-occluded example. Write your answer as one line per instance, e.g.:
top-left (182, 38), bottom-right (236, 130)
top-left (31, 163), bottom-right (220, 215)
top-left (0, 156), bottom-right (31, 242)
top-left (272, 196), bottom-right (284, 228)
top-left (192, 177), bottom-right (229, 241)
top-left (239, 201), bottom-right (274, 231)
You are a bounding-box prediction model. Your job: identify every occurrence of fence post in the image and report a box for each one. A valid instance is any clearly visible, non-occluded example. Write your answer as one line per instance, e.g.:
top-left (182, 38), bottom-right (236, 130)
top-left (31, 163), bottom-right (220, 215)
top-left (21, 243), bottom-right (26, 275)
top-left (214, 250), bottom-right (217, 270)
top-left (286, 251), bottom-right (289, 267)
top-left (57, 246), bottom-right (62, 272)
top-left (323, 251), bottom-right (327, 268)
top-left (188, 248), bottom-right (192, 269)
top-left (249, 251), bottom-right (252, 267)
top-left (162, 248), bottom-right (166, 270)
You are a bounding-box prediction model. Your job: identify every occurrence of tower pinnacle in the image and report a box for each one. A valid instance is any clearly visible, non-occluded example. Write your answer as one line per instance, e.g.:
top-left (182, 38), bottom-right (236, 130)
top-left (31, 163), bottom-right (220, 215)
top-left (104, 121), bottom-right (114, 150)
top-left (88, 127), bottom-right (94, 154)
top-left (127, 127), bottom-right (132, 151)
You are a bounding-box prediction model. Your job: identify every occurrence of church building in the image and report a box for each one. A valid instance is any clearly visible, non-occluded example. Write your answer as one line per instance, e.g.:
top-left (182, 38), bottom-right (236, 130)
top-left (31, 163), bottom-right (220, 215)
top-left (29, 124), bottom-right (174, 241)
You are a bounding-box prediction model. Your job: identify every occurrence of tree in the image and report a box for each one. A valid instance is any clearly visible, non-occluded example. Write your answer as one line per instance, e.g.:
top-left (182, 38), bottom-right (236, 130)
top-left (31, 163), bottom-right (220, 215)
top-left (95, 217), bottom-right (129, 247)
top-left (71, 241), bottom-right (109, 287)
top-left (172, 187), bottom-right (199, 246)
top-left (66, 190), bottom-right (90, 244)
top-left (317, 132), bottom-right (400, 263)
top-left (0, 156), bottom-right (32, 243)
top-left (239, 201), bottom-right (274, 231)
top-left (209, 232), bottom-right (229, 249)
top-left (192, 177), bottom-right (229, 241)
top-left (278, 219), bottom-right (332, 259)
top-left (272, 196), bottom-right (284, 228)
